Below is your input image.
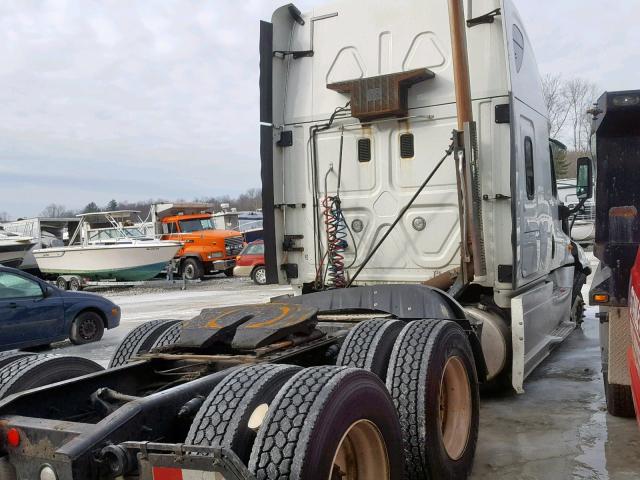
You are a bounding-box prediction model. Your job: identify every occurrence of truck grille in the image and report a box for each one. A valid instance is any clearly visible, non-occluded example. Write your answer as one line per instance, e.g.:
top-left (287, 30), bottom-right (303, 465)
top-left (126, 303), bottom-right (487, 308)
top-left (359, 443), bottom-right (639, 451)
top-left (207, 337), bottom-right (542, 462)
top-left (225, 237), bottom-right (244, 256)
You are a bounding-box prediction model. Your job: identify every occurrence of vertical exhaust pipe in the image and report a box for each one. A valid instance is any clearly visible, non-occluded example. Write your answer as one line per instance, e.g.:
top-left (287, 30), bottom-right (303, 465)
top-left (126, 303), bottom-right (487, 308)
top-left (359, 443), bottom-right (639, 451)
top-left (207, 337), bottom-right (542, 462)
top-left (447, 0), bottom-right (486, 285)
top-left (448, 0), bottom-right (473, 129)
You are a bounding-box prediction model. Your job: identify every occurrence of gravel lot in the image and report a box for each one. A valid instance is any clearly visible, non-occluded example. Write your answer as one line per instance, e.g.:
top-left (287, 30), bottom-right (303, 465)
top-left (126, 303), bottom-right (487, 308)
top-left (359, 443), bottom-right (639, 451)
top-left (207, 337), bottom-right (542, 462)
top-left (46, 274), bottom-right (640, 479)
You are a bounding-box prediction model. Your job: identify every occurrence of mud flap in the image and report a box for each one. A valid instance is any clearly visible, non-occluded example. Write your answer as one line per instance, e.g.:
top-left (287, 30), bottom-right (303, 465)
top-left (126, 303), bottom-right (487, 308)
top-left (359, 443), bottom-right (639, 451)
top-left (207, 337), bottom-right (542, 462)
top-left (126, 443), bottom-right (255, 480)
top-left (511, 281), bottom-right (574, 393)
top-left (608, 308), bottom-right (632, 386)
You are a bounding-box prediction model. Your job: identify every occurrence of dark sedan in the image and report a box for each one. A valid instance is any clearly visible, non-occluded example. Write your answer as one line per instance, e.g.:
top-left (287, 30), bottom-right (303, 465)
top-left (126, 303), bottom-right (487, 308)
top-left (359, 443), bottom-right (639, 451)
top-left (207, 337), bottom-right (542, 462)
top-left (0, 266), bottom-right (120, 350)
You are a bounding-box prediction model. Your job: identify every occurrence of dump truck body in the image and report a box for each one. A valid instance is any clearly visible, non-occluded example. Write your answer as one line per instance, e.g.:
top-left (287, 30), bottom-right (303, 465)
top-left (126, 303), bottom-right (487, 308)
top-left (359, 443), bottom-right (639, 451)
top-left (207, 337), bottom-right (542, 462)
top-left (589, 89), bottom-right (640, 418)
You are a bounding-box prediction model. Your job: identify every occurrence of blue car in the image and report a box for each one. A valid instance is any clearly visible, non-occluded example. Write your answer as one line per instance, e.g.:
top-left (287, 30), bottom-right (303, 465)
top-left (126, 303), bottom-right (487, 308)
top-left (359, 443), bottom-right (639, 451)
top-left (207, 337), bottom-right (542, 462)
top-left (0, 266), bottom-right (120, 350)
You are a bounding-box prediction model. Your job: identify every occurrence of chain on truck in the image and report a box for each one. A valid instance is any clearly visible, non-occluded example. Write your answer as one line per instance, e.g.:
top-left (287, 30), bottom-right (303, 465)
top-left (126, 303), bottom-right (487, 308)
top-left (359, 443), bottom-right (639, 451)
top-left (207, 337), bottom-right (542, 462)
top-left (0, 1), bottom-right (592, 479)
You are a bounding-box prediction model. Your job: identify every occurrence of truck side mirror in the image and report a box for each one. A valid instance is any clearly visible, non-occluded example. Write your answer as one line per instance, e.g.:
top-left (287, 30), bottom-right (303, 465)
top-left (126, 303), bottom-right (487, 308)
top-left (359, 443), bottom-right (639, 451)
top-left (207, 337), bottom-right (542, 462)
top-left (576, 157), bottom-right (593, 200)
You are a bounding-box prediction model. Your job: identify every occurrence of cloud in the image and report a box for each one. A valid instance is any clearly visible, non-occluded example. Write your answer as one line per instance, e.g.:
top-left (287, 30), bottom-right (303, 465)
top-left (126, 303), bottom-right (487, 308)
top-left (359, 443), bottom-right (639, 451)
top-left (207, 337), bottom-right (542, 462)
top-left (515, 0), bottom-right (639, 91)
top-left (0, 0), bottom-right (316, 217)
top-left (0, 0), bottom-right (635, 218)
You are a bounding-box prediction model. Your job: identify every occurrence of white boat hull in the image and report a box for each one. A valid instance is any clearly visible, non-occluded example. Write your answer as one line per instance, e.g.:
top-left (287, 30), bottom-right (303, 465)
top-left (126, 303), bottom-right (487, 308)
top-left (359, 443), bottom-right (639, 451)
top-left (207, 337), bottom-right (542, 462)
top-left (33, 242), bottom-right (181, 281)
top-left (0, 239), bottom-right (35, 268)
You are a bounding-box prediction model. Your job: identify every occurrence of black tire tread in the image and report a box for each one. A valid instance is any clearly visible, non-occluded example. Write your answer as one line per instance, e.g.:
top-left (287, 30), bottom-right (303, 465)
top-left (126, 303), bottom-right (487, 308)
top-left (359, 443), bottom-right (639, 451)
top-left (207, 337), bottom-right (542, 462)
top-left (249, 366), bottom-right (351, 479)
top-left (336, 318), bottom-right (404, 378)
top-left (387, 319), bottom-right (479, 480)
top-left (150, 322), bottom-right (183, 350)
top-left (0, 354), bottom-right (102, 399)
top-left (109, 319), bottom-right (180, 368)
top-left (605, 373), bottom-right (636, 417)
top-left (387, 320), bottom-right (441, 479)
top-left (186, 364), bottom-right (301, 460)
top-left (0, 351), bottom-right (34, 369)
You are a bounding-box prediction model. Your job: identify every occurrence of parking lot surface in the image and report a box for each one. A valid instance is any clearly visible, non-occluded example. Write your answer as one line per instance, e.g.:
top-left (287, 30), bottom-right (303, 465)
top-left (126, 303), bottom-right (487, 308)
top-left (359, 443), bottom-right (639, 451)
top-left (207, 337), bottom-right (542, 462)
top-left (49, 277), bottom-right (640, 479)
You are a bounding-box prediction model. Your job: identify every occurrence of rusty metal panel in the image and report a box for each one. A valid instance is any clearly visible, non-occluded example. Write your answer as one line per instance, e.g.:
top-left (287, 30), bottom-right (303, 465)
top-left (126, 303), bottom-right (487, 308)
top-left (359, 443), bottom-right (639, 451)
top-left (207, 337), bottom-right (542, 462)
top-left (179, 304), bottom-right (318, 350)
top-left (327, 68), bottom-right (435, 122)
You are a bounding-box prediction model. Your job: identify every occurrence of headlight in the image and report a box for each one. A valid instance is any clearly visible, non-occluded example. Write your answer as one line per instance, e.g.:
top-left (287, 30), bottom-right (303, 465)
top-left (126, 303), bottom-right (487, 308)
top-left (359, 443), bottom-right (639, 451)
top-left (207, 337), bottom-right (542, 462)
top-left (40, 465), bottom-right (58, 480)
top-left (209, 252), bottom-right (223, 259)
top-left (111, 307), bottom-right (120, 317)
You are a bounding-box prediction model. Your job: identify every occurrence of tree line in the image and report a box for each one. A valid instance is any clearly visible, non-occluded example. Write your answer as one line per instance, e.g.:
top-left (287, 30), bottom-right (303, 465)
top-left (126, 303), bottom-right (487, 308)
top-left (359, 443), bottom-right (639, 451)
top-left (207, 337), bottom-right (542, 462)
top-left (542, 74), bottom-right (599, 178)
top-left (18, 188), bottom-right (263, 221)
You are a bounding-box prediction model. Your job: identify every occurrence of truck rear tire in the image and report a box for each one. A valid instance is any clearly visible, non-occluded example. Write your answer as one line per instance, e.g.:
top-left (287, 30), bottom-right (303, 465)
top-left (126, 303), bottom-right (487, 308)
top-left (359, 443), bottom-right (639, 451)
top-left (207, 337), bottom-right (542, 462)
top-left (108, 319), bottom-right (181, 368)
top-left (0, 354), bottom-right (103, 399)
top-left (249, 366), bottom-right (404, 480)
top-left (182, 258), bottom-right (203, 281)
top-left (604, 372), bottom-right (636, 417)
top-left (0, 351), bottom-right (34, 369)
top-left (186, 364), bottom-right (301, 464)
top-left (336, 318), bottom-right (404, 381)
top-left (150, 322), bottom-right (183, 350)
top-left (387, 320), bottom-right (479, 480)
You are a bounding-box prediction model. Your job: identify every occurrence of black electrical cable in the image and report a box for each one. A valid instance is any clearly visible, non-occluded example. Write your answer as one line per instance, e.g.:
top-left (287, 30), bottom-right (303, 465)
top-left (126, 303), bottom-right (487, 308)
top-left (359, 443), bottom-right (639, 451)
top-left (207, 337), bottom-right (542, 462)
top-left (346, 142), bottom-right (455, 288)
top-left (569, 196), bottom-right (588, 237)
top-left (308, 102), bottom-right (351, 288)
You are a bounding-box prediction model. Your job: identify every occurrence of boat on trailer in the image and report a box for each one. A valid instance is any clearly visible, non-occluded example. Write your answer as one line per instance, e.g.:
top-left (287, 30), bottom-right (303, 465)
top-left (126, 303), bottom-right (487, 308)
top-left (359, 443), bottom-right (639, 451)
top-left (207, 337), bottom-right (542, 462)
top-left (0, 229), bottom-right (34, 268)
top-left (33, 211), bottom-right (182, 282)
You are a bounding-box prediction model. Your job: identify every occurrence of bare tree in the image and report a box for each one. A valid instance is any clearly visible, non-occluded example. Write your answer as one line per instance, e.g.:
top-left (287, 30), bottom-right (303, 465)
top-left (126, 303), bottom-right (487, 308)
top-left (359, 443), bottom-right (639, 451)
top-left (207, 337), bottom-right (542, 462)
top-left (197, 188), bottom-right (262, 212)
top-left (562, 78), bottom-right (598, 152)
top-left (542, 73), bottom-right (570, 138)
top-left (40, 204), bottom-right (74, 218)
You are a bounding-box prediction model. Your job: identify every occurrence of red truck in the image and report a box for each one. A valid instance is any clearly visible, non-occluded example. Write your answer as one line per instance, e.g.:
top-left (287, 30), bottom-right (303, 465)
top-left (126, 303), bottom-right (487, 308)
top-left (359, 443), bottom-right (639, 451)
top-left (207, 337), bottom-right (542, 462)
top-left (151, 203), bottom-right (245, 280)
top-left (629, 249), bottom-right (640, 427)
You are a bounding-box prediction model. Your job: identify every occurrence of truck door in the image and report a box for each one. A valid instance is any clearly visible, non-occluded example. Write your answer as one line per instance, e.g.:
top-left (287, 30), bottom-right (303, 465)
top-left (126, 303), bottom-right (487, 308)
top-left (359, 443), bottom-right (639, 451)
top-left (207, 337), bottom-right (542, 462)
top-left (501, 0), bottom-right (555, 288)
top-left (163, 222), bottom-right (185, 257)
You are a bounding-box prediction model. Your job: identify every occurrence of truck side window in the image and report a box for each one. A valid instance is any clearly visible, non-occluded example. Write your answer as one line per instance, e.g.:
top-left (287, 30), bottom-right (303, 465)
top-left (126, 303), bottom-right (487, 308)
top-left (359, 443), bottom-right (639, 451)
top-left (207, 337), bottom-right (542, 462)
top-left (524, 136), bottom-right (535, 200)
top-left (163, 222), bottom-right (178, 234)
top-left (549, 145), bottom-right (558, 198)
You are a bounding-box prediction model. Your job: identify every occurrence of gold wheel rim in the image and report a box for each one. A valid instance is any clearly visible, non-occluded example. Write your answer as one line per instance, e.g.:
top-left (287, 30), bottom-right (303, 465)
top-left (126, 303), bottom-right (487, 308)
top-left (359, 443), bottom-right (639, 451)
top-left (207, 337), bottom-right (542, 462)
top-left (439, 356), bottom-right (472, 460)
top-left (329, 419), bottom-right (390, 480)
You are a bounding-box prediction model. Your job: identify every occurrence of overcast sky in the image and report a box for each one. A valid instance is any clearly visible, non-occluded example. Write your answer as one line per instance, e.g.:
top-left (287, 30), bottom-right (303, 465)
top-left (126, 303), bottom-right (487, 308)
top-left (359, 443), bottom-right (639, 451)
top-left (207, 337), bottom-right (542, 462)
top-left (0, 0), bottom-right (637, 218)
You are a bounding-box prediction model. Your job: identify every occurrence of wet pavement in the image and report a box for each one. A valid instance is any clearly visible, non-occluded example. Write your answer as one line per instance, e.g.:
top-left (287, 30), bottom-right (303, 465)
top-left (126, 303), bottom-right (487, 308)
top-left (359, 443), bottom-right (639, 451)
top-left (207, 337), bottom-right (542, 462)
top-left (472, 308), bottom-right (640, 479)
top-left (48, 277), bottom-right (640, 479)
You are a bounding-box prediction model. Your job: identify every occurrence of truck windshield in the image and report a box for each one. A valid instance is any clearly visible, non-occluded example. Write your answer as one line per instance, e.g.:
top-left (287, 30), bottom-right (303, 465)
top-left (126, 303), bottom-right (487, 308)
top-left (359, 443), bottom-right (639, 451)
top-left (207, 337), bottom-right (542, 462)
top-left (179, 219), bottom-right (213, 232)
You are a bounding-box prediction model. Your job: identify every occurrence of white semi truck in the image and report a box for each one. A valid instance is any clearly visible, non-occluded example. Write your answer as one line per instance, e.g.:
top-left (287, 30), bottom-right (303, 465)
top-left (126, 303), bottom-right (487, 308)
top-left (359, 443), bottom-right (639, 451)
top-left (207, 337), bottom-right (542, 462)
top-left (0, 1), bottom-right (591, 479)
top-left (262, 0), bottom-right (590, 393)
